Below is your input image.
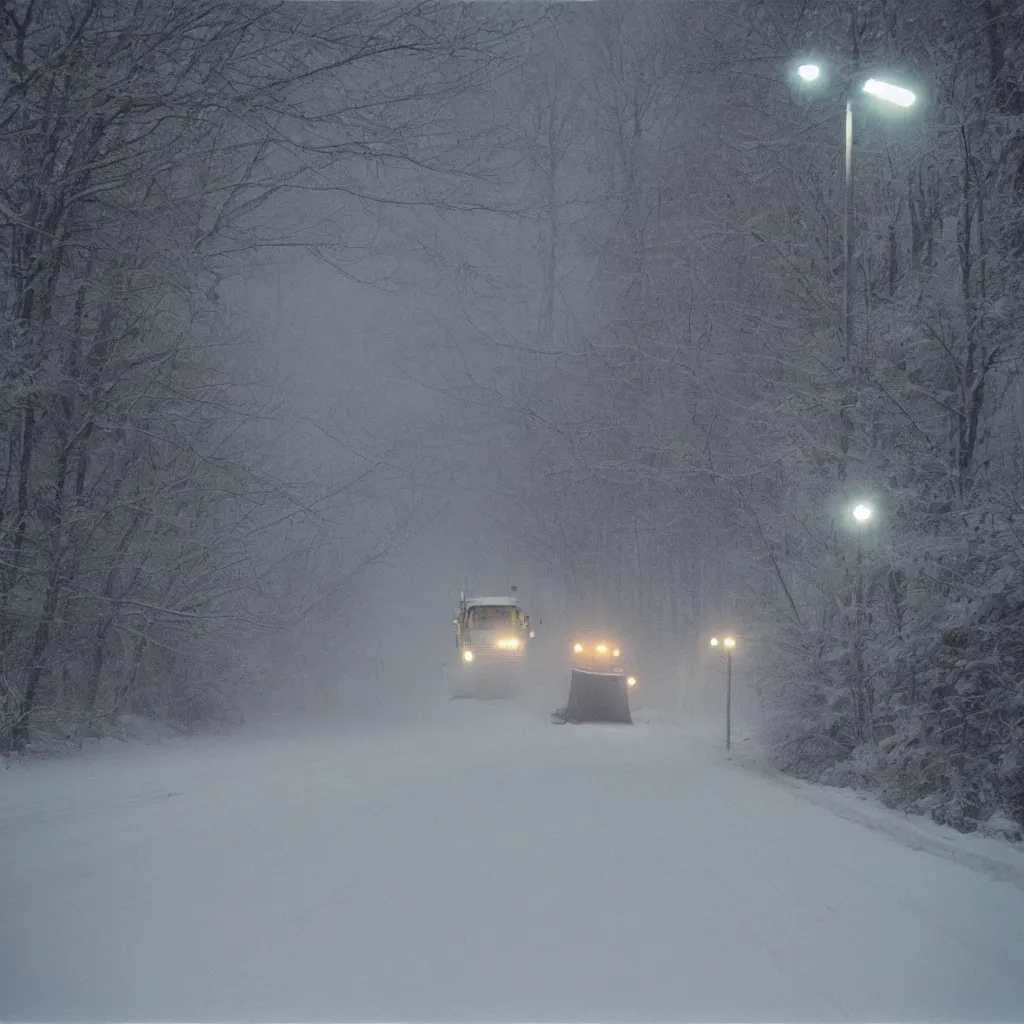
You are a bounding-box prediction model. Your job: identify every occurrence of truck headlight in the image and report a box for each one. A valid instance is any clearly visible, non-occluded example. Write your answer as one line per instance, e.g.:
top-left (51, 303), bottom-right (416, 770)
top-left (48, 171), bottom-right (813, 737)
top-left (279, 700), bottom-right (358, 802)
top-left (462, 649), bottom-right (474, 662)
top-left (627, 676), bottom-right (637, 687)
top-left (573, 643), bottom-right (583, 653)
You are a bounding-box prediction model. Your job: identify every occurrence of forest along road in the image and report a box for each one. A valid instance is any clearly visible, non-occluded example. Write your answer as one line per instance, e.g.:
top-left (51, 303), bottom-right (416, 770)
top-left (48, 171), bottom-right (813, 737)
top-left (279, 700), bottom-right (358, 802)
top-left (2, 697), bottom-right (1024, 1023)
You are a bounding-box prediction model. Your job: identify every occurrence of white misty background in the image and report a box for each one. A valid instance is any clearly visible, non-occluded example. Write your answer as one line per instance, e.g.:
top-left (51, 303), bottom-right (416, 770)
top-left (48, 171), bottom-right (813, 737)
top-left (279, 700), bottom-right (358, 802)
top-left (1, 0), bottom-right (1022, 837)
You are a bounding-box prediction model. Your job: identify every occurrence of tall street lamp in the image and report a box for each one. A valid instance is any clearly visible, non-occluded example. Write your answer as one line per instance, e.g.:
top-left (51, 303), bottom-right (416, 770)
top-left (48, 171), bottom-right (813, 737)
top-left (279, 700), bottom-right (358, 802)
top-left (710, 635), bottom-right (737, 751)
top-left (851, 500), bottom-right (873, 569)
top-left (795, 63), bottom-right (917, 362)
top-left (850, 501), bottom-right (874, 735)
top-left (852, 501), bottom-right (873, 524)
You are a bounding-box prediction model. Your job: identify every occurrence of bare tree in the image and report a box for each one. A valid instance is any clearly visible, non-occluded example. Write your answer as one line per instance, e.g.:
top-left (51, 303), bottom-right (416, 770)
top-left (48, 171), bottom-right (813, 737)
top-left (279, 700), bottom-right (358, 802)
top-left (0, 0), bottom-right (524, 750)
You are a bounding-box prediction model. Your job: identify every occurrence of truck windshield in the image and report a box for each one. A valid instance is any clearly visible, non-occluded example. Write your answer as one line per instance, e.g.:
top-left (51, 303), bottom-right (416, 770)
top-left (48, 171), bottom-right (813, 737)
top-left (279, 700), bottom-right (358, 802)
top-left (467, 606), bottom-right (517, 630)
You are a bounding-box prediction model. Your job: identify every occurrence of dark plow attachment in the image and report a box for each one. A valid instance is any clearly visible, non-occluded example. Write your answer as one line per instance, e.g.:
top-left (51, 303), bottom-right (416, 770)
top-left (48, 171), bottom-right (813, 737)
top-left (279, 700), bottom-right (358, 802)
top-left (559, 669), bottom-right (632, 724)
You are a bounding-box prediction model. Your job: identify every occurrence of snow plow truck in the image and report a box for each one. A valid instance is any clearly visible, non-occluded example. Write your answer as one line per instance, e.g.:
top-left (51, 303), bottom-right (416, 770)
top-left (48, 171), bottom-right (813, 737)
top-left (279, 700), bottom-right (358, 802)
top-left (553, 634), bottom-right (635, 724)
top-left (447, 589), bottom-right (533, 699)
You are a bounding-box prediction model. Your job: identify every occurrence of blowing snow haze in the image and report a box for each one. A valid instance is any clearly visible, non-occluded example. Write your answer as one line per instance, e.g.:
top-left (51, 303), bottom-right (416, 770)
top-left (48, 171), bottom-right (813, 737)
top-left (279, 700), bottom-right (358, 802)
top-left (2, 2), bottom-right (1024, 1021)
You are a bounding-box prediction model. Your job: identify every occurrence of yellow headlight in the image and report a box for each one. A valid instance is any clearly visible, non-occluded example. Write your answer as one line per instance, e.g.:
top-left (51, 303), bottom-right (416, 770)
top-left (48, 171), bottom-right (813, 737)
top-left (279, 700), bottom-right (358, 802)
top-left (573, 643), bottom-right (583, 653)
top-left (462, 649), bottom-right (474, 662)
top-left (613, 648), bottom-right (620, 658)
top-left (596, 644), bottom-right (607, 654)
top-left (627, 676), bottom-right (637, 687)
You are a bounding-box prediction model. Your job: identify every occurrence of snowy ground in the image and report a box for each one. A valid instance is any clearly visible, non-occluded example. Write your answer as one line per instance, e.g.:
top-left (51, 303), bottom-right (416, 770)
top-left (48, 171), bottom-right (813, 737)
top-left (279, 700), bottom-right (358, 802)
top-left (3, 690), bottom-right (1024, 1023)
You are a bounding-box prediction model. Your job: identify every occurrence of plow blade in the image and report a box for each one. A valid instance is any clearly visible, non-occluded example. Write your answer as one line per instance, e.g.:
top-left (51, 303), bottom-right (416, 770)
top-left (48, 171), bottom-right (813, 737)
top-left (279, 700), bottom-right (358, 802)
top-left (564, 669), bottom-right (632, 724)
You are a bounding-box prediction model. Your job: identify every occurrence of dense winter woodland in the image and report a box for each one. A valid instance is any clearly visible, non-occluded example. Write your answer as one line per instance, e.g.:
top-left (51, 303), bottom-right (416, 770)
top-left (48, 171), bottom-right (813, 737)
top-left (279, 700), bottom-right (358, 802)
top-left (1, 0), bottom-right (1022, 836)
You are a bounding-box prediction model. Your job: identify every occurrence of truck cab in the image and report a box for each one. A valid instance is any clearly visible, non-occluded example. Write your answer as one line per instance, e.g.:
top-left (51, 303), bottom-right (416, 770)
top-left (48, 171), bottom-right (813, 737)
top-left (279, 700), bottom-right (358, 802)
top-left (454, 591), bottom-right (532, 668)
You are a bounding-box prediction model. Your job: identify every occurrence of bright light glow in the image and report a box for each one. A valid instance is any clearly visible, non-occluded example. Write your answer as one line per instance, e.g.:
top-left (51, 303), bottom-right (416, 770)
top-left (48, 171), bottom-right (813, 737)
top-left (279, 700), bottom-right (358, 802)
top-left (573, 643), bottom-right (583, 653)
top-left (862, 78), bottom-right (916, 108)
top-left (852, 503), bottom-right (873, 523)
top-left (797, 63), bottom-right (821, 82)
top-left (613, 648), bottom-right (620, 658)
top-left (497, 637), bottom-right (520, 649)
top-left (724, 636), bottom-right (736, 649)
top-left (462, 649), bottom-right (474, 662)
top-left (627, 676), bottom-right (637, 688)
top-left (710, 636), bottom-right (720, 647)
top-left (596, 644), bottom-right (607, 654)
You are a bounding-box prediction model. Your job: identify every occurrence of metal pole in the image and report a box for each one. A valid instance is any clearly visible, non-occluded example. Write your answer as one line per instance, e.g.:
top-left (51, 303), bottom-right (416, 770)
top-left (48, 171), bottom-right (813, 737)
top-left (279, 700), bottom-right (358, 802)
top-left (726, 651), bottom-right (732, 752)
top-left (844, 97), bottom-right (854, 363)
top-left (854, 530), bottom-right (865, 736)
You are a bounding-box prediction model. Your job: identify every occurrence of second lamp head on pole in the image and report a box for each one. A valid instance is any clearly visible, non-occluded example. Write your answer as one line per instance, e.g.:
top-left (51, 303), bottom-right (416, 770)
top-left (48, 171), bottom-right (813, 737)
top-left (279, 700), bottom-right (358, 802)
top-left (793, 59), bottom-right (918, 109)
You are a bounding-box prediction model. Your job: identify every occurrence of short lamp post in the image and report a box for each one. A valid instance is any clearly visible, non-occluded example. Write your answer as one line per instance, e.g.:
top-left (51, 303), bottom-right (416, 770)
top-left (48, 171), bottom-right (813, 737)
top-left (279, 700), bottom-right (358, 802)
top-left (710, 635), bottom-right (737, 751)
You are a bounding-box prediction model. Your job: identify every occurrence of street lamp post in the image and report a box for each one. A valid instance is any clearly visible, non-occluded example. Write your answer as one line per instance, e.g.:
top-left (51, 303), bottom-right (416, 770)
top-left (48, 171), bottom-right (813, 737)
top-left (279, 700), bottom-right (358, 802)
top-left (710, 635), bottom-right (737, 751)
top-left (850, 502), bottom-right (873, 737)
top-left (795, 64), bottom-right (917, 361)
top-left (852, 501), bottom-right (873, 576)
top-left (844, 97), bottom-right (854, 363)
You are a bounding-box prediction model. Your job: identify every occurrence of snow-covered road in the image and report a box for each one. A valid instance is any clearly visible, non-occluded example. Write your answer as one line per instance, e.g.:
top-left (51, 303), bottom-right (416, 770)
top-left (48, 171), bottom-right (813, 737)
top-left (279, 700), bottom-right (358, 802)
top-left (3, 696), bottom-right (1024, 1022)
